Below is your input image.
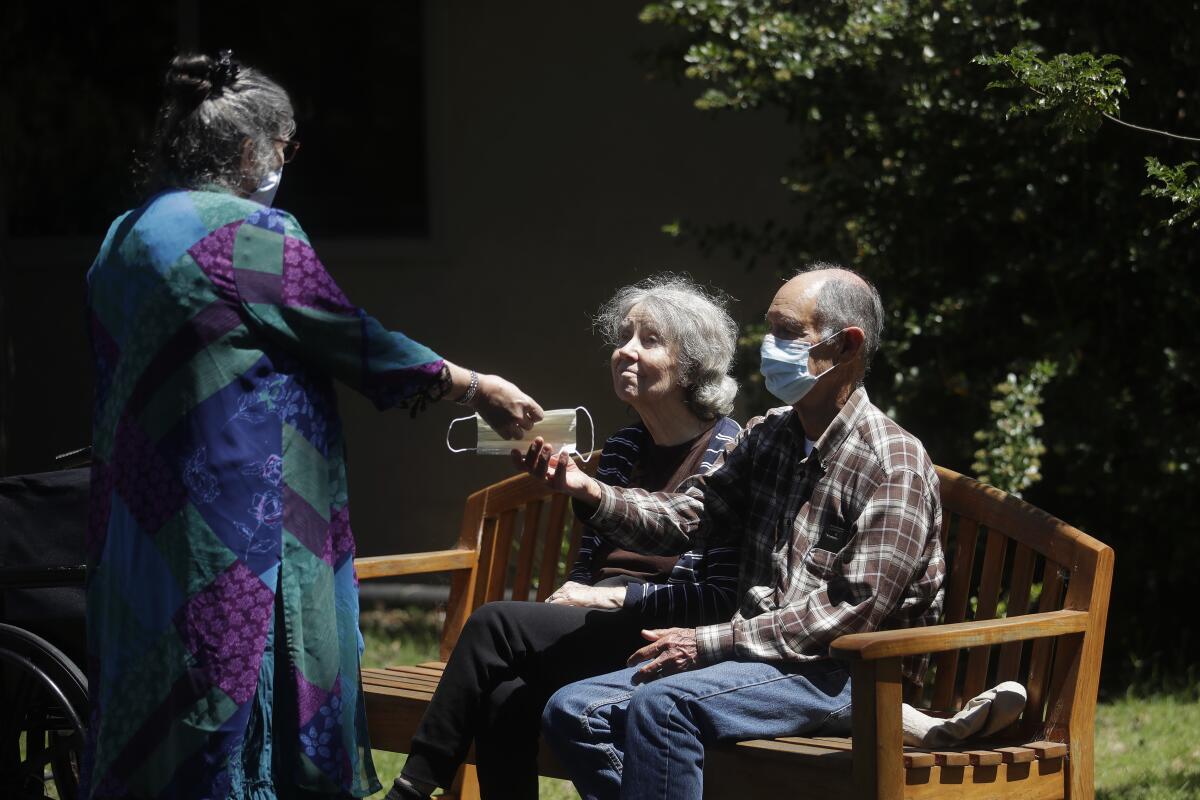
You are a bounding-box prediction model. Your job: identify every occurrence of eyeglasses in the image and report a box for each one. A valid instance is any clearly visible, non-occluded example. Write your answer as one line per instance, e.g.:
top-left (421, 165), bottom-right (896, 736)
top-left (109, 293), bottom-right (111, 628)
top-left (274, 138), bottom-right (301, 164)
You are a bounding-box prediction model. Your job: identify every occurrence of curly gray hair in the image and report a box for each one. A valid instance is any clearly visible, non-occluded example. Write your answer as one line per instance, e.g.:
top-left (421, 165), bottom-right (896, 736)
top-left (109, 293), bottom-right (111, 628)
top-left (139, 52), bottom-right (294, 194)
top-left (596, 274), bottom-right (739, 420)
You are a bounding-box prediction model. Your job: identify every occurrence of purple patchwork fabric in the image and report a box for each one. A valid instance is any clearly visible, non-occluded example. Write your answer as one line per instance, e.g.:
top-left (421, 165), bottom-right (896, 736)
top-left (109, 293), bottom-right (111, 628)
top-left (246, 207), bottom-right (286, 234)
top-left (85, 189), bottom-right (447, 799)
top-left (293, 665), bottom-right (331, 727)
top-left (111, 418), bottom-right (187, 535)
top-left (281, 485), bottom-right (328, 559)
top-left (173, 561), bottom-right (274, 704)
top-left (297, 677), bottom-right (346, 783)
top-left (331, 506), bottom-right (354, 570)
top-left (188, 222), bottom-right (240, 295)
top-left (282, 236), bottom-right (351, 311)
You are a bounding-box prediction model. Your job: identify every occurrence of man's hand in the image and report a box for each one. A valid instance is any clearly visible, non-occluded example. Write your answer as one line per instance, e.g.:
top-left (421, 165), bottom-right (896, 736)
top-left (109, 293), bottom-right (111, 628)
top-left (544, 581), bottom-right (626, 609)
top-left (628, 627), bottom-right (700, 683)
top-left (511, 437), bottom-right (603, 504)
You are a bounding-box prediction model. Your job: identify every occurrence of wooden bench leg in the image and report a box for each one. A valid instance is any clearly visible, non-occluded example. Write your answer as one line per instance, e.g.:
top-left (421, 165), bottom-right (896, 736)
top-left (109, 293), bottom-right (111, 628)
top-left (440, 763), bottom-right (480, 800)
top-left (851, 658), bottom-right (904, 800)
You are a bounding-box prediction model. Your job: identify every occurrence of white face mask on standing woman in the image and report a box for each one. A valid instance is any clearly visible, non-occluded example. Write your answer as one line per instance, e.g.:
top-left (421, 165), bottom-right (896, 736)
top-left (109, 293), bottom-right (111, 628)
top-left (249, 165), bottom-right (283, 207)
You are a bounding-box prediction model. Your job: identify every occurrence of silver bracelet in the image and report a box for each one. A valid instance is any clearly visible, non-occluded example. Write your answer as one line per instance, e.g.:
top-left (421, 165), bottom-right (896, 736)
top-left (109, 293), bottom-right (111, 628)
top-left (456, 370), bottom-right (479, 406)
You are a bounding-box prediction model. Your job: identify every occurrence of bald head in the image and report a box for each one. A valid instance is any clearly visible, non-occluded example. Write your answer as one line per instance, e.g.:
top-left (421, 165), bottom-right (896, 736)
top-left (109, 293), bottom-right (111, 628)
top-left (771, 264), bottom-right (884, 384)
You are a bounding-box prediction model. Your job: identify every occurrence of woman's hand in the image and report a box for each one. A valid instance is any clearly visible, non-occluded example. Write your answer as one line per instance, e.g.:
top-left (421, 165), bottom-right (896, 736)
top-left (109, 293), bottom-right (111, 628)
top-left (465, 370), bottom-right (544, 439)
top-left (545, 581), bottom-right (627, 609)
top-left (511, 438), bottom-right (603, 503)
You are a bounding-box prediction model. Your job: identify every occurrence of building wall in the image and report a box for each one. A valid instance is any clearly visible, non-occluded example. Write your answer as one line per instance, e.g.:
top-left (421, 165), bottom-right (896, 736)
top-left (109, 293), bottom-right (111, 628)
top-left (2, 1), bottom-right (800, 559)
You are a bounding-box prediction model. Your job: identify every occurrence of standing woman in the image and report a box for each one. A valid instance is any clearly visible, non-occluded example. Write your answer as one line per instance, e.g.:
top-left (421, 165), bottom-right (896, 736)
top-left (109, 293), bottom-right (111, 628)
top-left (82, 52), bottom-right (541, 800)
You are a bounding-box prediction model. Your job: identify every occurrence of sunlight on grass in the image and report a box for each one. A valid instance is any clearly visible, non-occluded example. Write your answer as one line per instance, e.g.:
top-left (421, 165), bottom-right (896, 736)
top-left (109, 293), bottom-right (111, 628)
top-left (1095, 693), bottom-right (1200, 800)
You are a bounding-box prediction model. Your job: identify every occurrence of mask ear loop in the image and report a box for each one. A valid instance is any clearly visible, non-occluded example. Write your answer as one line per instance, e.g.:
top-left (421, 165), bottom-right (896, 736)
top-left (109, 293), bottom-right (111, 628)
top-left (573, 406), bottom-right (595, 462)
top-left (445, 413), bottom-right (478, 454)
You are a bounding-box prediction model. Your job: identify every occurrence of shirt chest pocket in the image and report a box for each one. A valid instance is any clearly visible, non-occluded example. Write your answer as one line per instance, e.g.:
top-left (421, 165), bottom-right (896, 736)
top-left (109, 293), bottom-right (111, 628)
top-left (802, 522), bottom-right (852, 580)
top-left (802, 544), bottom-right (841, 580)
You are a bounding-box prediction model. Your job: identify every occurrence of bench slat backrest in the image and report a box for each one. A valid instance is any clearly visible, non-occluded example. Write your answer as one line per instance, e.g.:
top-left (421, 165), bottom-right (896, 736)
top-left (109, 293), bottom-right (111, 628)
top-left (924, 467), bottom-right (1113, 749)
top-left (437, 460), bottom-right (598, 658)
top-left (435, 463), bottom-right (1112, 752)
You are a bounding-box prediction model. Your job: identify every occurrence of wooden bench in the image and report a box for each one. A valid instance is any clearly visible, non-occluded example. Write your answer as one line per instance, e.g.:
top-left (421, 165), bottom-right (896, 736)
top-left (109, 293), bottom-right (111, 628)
top-left (356, 463), bottom-right (1113, 799)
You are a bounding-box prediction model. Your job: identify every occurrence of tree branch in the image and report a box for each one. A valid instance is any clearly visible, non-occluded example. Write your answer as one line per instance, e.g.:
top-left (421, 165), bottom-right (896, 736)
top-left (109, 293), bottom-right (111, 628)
top-left (1102, 113), bottom-right (1200, 143)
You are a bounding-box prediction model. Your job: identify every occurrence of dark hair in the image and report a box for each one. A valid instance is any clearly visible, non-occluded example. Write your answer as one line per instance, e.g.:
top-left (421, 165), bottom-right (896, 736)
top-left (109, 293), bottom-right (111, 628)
top-left (137, 51), bottom-right (294, 194)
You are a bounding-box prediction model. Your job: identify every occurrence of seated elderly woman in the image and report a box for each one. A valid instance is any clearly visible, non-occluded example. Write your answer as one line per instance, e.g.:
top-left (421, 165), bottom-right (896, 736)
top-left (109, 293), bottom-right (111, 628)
top-left (386, 275), bottom-right (742, 800)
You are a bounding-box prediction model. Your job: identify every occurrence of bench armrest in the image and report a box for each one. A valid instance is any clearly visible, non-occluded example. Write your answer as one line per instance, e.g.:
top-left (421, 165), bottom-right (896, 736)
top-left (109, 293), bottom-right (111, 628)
top-left (830, 609), bottom-right (1089, 661)
top-left (355, 549), bottom-right (477, 581)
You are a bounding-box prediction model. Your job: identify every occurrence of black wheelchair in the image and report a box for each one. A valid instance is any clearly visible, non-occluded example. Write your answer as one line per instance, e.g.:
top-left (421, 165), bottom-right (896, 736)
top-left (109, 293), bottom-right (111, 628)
top-left (0, 464), bottom-right (90, 800)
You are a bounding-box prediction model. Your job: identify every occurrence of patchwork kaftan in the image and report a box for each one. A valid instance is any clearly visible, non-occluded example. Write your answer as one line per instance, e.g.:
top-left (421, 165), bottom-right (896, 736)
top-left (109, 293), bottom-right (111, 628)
top-left (83, 189), bottom-right (448, 798)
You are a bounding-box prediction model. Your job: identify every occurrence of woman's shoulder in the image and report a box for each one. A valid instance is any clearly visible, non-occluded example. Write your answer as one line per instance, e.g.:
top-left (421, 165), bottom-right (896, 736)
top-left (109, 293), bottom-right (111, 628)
top-left (699, 416), bottom-right (742, 474)
top-left (143, 189), bottom-right (311, 242)
top-left (594, 422), bottom-right (647, 486)
top-left (710, 415), bottom-right (742, 440)
top-left (601, 422), bottom-right (647, 450)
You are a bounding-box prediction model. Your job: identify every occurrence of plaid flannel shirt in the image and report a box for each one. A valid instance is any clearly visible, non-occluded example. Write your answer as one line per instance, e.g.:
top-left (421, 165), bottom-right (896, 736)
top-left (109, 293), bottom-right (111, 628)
top-left (585, 388), bottom-right (946, 683)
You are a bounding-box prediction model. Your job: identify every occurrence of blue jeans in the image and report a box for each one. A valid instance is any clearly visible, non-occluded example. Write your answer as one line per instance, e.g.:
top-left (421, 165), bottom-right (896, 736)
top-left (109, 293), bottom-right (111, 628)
top-left (541, 659), bottom-right (853, 800)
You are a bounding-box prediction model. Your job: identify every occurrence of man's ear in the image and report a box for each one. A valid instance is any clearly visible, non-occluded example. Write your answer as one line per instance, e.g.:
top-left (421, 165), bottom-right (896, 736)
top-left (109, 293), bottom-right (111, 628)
top-left (839, 326), bottom-right (866, 362)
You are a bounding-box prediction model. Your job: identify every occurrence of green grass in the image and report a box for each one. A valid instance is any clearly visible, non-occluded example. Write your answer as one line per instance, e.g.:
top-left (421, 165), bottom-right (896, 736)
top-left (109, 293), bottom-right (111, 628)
top-left (1095, 692), bottom-right (1200, 800)
top-left (359, 608), bottom-right (1198, 800)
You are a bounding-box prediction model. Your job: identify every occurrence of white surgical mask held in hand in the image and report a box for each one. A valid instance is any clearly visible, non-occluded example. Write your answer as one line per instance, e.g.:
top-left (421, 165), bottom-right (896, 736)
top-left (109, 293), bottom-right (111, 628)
top-left (446, 407), bottom-right (595, 460)
top-left (759, 331), bottom-right (843, 405)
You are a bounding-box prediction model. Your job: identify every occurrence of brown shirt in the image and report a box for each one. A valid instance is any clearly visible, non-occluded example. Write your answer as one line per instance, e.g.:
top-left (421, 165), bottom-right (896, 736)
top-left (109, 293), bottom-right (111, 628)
top-left (590, 426), bottom-right (715, 585)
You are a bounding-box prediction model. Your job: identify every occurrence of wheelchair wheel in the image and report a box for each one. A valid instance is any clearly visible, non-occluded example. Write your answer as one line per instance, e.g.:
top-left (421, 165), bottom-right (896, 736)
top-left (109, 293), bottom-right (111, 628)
top-left (0, 623), bottom-right (88, 800)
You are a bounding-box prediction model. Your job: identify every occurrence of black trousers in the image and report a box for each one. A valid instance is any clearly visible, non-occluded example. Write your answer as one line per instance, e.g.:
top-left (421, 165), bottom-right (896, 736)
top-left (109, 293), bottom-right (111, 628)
top-left (401, 600), bottom-right (648, 799)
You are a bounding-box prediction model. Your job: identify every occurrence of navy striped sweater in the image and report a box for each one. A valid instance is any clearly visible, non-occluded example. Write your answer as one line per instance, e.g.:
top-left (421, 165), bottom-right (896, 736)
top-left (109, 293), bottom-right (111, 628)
top-left (568, 416), bottom-right (741, 627)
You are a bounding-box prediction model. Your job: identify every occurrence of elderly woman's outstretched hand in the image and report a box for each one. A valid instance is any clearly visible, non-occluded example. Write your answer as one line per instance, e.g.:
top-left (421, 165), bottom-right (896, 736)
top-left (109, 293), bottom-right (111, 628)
top-left (511, 437), bottom-right (603, 504)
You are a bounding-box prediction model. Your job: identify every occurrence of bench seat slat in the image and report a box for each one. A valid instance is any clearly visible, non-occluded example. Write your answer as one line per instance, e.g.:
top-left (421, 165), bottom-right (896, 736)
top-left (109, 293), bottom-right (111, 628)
top-left (1027, 741), bottom-right (1069, 759)
top-left (962, 749), bottom-right (1004, 766)
top-left (995, 745), bottom-right (1038, 763)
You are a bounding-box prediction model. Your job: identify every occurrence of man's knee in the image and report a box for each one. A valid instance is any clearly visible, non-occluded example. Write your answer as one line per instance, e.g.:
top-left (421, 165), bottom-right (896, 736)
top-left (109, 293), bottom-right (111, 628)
top-left (625, 680), bottom-right (690, 732)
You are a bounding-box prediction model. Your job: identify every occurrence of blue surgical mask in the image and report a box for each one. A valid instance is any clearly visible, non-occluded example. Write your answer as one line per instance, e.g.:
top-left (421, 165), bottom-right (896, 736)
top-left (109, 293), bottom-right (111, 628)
top-left (249, 165), bottom-right (283, 207)
top-left (759, 331), bottom-right (843, 405)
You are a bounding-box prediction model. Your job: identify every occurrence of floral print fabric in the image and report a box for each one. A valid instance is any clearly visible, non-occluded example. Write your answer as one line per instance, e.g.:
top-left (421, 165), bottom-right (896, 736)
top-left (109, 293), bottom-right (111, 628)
top-left (83, 189), bottom-right (448, 799)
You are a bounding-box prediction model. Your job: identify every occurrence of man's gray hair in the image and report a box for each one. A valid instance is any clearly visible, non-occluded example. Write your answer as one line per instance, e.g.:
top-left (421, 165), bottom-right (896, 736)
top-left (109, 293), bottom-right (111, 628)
top-left (140, 53), bottom-right (295, 194)
top-left (800, 262), bottom-right (884, 383)
top-left (596, 274), bottom-right (739, 420)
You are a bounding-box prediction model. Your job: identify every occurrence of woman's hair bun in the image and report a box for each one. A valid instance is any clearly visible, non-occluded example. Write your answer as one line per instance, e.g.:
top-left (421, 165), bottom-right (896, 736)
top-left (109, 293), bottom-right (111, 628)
top-left (165, 51), bottom-right (239, 106)
top-left (165, 53), bottom-right (215, 105)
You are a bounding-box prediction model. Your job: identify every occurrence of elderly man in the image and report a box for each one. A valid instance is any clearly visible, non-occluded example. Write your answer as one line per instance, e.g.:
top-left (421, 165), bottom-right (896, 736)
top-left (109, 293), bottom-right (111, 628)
top-left (526, 265), bottom-right (946, 800)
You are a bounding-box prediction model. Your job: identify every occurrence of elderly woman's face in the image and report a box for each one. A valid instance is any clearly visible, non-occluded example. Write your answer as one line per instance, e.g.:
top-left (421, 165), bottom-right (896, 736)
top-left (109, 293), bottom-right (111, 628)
top-left (611, 304), bottom-right (680, 408)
